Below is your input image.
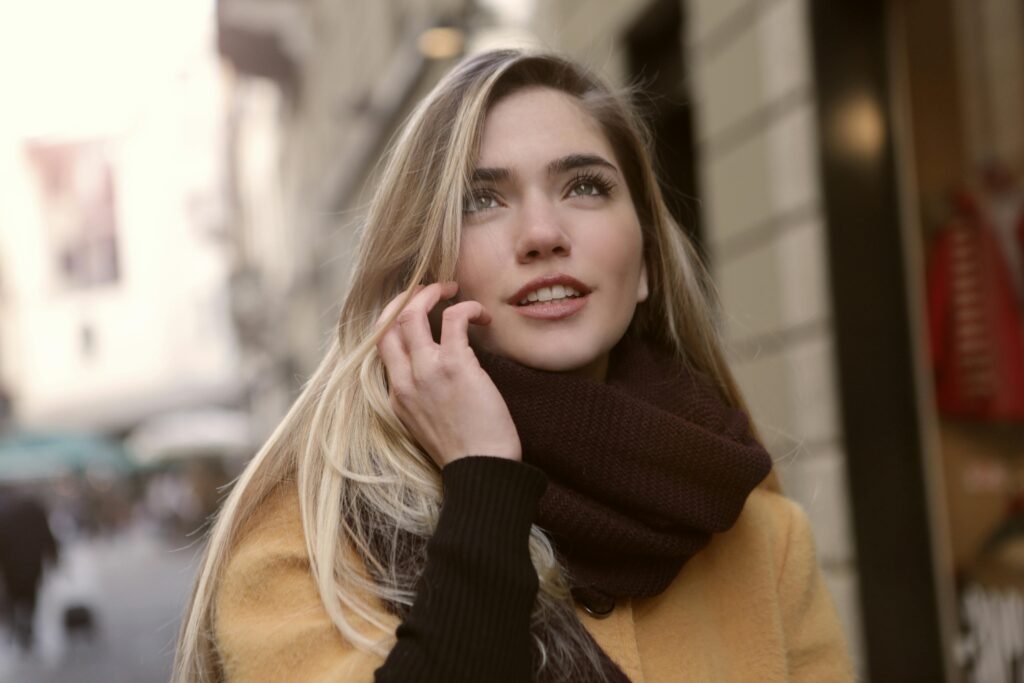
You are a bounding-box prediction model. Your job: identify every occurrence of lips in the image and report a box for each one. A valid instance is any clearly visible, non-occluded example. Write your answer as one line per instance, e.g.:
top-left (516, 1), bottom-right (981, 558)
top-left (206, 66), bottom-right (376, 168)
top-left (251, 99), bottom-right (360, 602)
top-left (513, 294), bottom-right (588, 320)
top-left (506, 273), bottom-right (592, 305)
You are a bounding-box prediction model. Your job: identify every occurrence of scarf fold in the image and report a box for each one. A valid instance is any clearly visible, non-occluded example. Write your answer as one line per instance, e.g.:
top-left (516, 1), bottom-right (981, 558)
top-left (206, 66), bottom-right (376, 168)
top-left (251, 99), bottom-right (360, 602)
top-left (476, 333), bottom-right (774, 610)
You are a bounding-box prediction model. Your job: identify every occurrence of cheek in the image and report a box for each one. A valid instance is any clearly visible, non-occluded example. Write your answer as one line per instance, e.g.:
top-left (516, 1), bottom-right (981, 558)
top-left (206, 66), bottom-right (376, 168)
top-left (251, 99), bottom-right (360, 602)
top-left (606, 227), bottom-right (646, 309)
top-left (601, 221), bottom-right (645, 279)
top-left (455, 234), bottom-right (496, 298)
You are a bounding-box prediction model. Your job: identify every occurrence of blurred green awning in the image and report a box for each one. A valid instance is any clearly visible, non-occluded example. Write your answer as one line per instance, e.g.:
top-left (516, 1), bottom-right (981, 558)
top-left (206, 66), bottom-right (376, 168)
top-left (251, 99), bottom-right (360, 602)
top-left (0, 431), bottom-right (136, 482)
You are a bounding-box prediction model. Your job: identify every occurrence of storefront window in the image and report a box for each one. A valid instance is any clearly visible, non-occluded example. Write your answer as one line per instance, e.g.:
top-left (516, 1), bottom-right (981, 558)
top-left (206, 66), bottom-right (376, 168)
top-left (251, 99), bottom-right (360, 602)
top-left (896, 0), bottom-right (1024, 679)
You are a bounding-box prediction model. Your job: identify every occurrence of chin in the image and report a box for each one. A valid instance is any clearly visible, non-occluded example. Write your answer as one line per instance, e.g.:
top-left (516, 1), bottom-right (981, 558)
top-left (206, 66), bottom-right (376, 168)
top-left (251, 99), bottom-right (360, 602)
top-left (499, 345), bottom-right (606, 375)
top-left (472, 326), bottom-right (624, 376)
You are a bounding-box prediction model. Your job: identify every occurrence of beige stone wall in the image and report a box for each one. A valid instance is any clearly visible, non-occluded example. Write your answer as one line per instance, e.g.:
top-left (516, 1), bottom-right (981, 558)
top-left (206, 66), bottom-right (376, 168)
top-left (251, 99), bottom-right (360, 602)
top-left (688, 1), bottom-right (864, 671)
top-left (533, 0), bottom-right (865, 675)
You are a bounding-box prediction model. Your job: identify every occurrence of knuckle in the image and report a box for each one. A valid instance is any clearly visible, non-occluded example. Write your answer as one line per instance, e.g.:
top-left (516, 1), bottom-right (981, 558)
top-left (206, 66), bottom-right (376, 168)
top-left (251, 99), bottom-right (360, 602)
top-left (396, 309), bottom-right (417, 326)
top-left (437, 351), bottom-right (459, 374)
top-left (409, 360), bottom-right (434, 385)
top-left (389, 380), bottom-right (413, 402)
top-left (436, 350), bottom-right (468, 376)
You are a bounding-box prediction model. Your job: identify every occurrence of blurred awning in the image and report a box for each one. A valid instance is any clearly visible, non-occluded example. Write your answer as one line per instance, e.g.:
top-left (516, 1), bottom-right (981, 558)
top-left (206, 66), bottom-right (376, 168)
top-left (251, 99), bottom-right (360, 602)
top-left (16, 378), bottom-right (245, 435)
top-left (126, 407), bottom-right (257, 465)
top-left (0, 431), bottom-right (136, 482)
top-left (216, 0), bottom-right (310, 94)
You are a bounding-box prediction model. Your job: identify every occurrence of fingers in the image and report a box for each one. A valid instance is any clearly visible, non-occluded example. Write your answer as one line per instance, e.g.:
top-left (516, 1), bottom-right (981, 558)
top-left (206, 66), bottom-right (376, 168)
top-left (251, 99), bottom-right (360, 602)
top-left (377, 328), bottom-right (411, 395)
top-left (440, 300), bottom-right (491, 351)
top-left (374, 283), bottom-right (509, 468)
top-left (375, 284), bottom-right (424, 390)
top-left (396, 282), bottom-right (458, 359)
top-left (376, 282), bottom-right (459, 389)
top-left (374, 284), bottom-right (424, 329)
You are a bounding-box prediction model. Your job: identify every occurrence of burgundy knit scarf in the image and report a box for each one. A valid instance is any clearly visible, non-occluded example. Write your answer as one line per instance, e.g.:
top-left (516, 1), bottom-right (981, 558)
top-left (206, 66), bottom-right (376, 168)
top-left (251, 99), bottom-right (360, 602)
top-left (476, 333), bottom-right (774, 682)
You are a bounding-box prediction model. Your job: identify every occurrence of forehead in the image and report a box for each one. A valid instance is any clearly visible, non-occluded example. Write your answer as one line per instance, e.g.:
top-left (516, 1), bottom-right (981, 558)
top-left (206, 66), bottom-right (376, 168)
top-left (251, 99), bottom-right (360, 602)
top-left (476, 86), bottom-right (613, 168)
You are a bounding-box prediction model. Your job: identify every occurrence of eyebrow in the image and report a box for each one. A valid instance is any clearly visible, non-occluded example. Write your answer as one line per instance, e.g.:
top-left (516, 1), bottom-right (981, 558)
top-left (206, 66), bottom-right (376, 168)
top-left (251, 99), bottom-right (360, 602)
top-left (469, 153), bottom-right (619, 184)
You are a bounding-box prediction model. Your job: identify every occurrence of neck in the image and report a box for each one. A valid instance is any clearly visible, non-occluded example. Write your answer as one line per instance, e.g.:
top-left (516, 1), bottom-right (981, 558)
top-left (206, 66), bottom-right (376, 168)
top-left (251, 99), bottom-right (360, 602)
top-left (567, 353), bottom-right (609, 383)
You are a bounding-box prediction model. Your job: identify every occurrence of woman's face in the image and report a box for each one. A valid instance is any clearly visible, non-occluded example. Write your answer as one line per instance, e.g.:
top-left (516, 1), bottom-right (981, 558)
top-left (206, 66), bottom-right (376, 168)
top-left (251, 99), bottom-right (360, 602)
top-left (455, 86), bottom-right (648, 381)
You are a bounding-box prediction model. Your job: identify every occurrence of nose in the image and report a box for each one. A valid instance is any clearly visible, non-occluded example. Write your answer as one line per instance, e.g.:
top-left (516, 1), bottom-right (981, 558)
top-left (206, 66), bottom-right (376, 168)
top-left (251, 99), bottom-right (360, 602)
top-left (514, 193), bottom-right (571, 263)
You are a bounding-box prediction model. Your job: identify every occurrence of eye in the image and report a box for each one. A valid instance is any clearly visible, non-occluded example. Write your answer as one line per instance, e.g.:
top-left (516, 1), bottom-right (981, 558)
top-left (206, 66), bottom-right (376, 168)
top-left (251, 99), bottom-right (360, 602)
top-left (463, 190), bottom-right (501, 214)
top-left (566, 172), bottom-right (615, 199)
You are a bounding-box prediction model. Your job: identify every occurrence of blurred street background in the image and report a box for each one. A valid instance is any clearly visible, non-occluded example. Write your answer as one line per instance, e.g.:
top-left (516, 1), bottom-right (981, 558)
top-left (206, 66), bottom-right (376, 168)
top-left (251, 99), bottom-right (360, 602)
top-left (0, 0), bottom-right (1022, 681)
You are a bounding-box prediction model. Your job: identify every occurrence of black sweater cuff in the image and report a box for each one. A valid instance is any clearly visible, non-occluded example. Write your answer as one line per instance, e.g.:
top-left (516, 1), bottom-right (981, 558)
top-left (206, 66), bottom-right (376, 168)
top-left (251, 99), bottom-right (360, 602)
top-left (375, 456), bottom-right (548, 683)
top-left (437, 455), bottom-right (548, 551)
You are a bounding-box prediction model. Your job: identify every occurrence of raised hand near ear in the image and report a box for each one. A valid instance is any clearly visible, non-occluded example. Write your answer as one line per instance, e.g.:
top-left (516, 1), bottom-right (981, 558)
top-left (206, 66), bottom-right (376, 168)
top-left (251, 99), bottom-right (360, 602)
top-left (375, 282), bottom-right (522, 468)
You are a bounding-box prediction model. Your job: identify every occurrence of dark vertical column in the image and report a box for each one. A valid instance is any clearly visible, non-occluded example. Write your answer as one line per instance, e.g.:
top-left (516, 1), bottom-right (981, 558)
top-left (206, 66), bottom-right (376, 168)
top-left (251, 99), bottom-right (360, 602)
top-left (809, 1), bottom-right (947, 681)
top-left (625, 0), bottom-right (705, 264)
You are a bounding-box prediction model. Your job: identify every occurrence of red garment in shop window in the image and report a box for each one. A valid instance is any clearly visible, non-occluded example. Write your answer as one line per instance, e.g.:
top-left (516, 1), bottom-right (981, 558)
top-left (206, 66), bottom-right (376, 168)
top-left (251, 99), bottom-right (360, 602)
top-left (925, 195), bottom-right (1024, 421)
top-left (1019, 211), bottom-right (1024, 284)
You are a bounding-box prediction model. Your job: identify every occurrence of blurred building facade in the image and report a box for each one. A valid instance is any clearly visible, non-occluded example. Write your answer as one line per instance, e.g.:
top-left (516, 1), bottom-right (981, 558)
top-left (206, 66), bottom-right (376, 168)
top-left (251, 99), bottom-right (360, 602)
top-left (217, 0), bottom-right (474, 439)
top-left (0, 5), bottom-right (242, 435)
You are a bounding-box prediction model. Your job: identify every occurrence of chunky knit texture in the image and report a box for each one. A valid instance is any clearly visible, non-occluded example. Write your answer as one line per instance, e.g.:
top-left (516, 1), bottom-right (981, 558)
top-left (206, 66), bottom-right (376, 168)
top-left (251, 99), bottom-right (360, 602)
top-left (477, 334), bottom-right (775, 608)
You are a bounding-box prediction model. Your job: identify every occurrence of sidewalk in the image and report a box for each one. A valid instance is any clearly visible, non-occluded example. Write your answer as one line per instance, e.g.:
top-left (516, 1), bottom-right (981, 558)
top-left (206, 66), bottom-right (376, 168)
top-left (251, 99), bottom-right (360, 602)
top-left (0, 522), bottom-right (202, 683)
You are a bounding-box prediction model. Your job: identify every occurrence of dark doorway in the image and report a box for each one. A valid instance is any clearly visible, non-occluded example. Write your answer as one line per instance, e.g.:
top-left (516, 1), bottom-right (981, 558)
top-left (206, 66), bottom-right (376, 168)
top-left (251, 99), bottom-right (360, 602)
top-left (625, 0), bottom-right (705, 264)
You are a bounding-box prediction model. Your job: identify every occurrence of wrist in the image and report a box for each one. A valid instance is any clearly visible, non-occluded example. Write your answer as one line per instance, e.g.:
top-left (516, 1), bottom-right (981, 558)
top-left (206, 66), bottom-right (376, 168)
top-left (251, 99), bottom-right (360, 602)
top-left (444, 443), bottom-right (521, 465)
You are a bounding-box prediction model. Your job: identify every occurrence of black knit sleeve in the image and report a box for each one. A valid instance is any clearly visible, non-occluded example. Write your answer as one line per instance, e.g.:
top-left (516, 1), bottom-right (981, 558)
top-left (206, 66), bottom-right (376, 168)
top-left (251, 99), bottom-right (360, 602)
top-left (373, 455), bottom-right (548, 683)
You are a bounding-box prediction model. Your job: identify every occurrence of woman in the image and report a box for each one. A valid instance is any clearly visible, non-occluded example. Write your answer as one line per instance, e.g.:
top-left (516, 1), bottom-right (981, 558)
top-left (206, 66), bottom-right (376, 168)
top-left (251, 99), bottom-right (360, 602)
top-left (173, 49), bottom-right (855, 682)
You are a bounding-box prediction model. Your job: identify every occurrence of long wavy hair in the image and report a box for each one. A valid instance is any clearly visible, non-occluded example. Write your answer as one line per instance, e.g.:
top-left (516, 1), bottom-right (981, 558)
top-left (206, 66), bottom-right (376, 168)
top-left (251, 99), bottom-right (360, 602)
top-left (172, 48), bottom-right (779, 682)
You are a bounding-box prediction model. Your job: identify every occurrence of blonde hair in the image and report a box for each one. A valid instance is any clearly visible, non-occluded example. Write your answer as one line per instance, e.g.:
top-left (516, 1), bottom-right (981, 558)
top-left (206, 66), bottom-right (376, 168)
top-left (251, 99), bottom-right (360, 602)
top-left (172, 49), bottom-right (779, 682)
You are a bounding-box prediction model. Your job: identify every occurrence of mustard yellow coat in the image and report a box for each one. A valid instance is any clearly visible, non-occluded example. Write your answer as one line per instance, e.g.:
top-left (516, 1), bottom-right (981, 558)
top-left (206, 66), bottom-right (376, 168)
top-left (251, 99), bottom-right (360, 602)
top-left (214, 481), bottom-right (856, 682)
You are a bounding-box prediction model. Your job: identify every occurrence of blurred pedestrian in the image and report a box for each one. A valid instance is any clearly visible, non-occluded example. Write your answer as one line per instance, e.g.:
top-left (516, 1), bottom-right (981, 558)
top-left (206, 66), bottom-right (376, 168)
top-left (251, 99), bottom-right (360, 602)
top-left (174, 50), bottom-right (854, 682)
top-left (0, 490), bottom-right (59, 651)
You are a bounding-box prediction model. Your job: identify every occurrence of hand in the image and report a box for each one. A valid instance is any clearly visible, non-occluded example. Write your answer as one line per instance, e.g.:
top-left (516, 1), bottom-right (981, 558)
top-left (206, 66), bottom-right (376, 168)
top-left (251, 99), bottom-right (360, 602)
top-left (375, 282), bottom-right (522, 468)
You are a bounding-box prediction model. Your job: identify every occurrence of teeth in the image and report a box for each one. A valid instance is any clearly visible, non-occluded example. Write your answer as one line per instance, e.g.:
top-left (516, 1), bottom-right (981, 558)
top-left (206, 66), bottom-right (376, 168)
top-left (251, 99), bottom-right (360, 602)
top-left (517, 284), bottom-right (585, 305)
